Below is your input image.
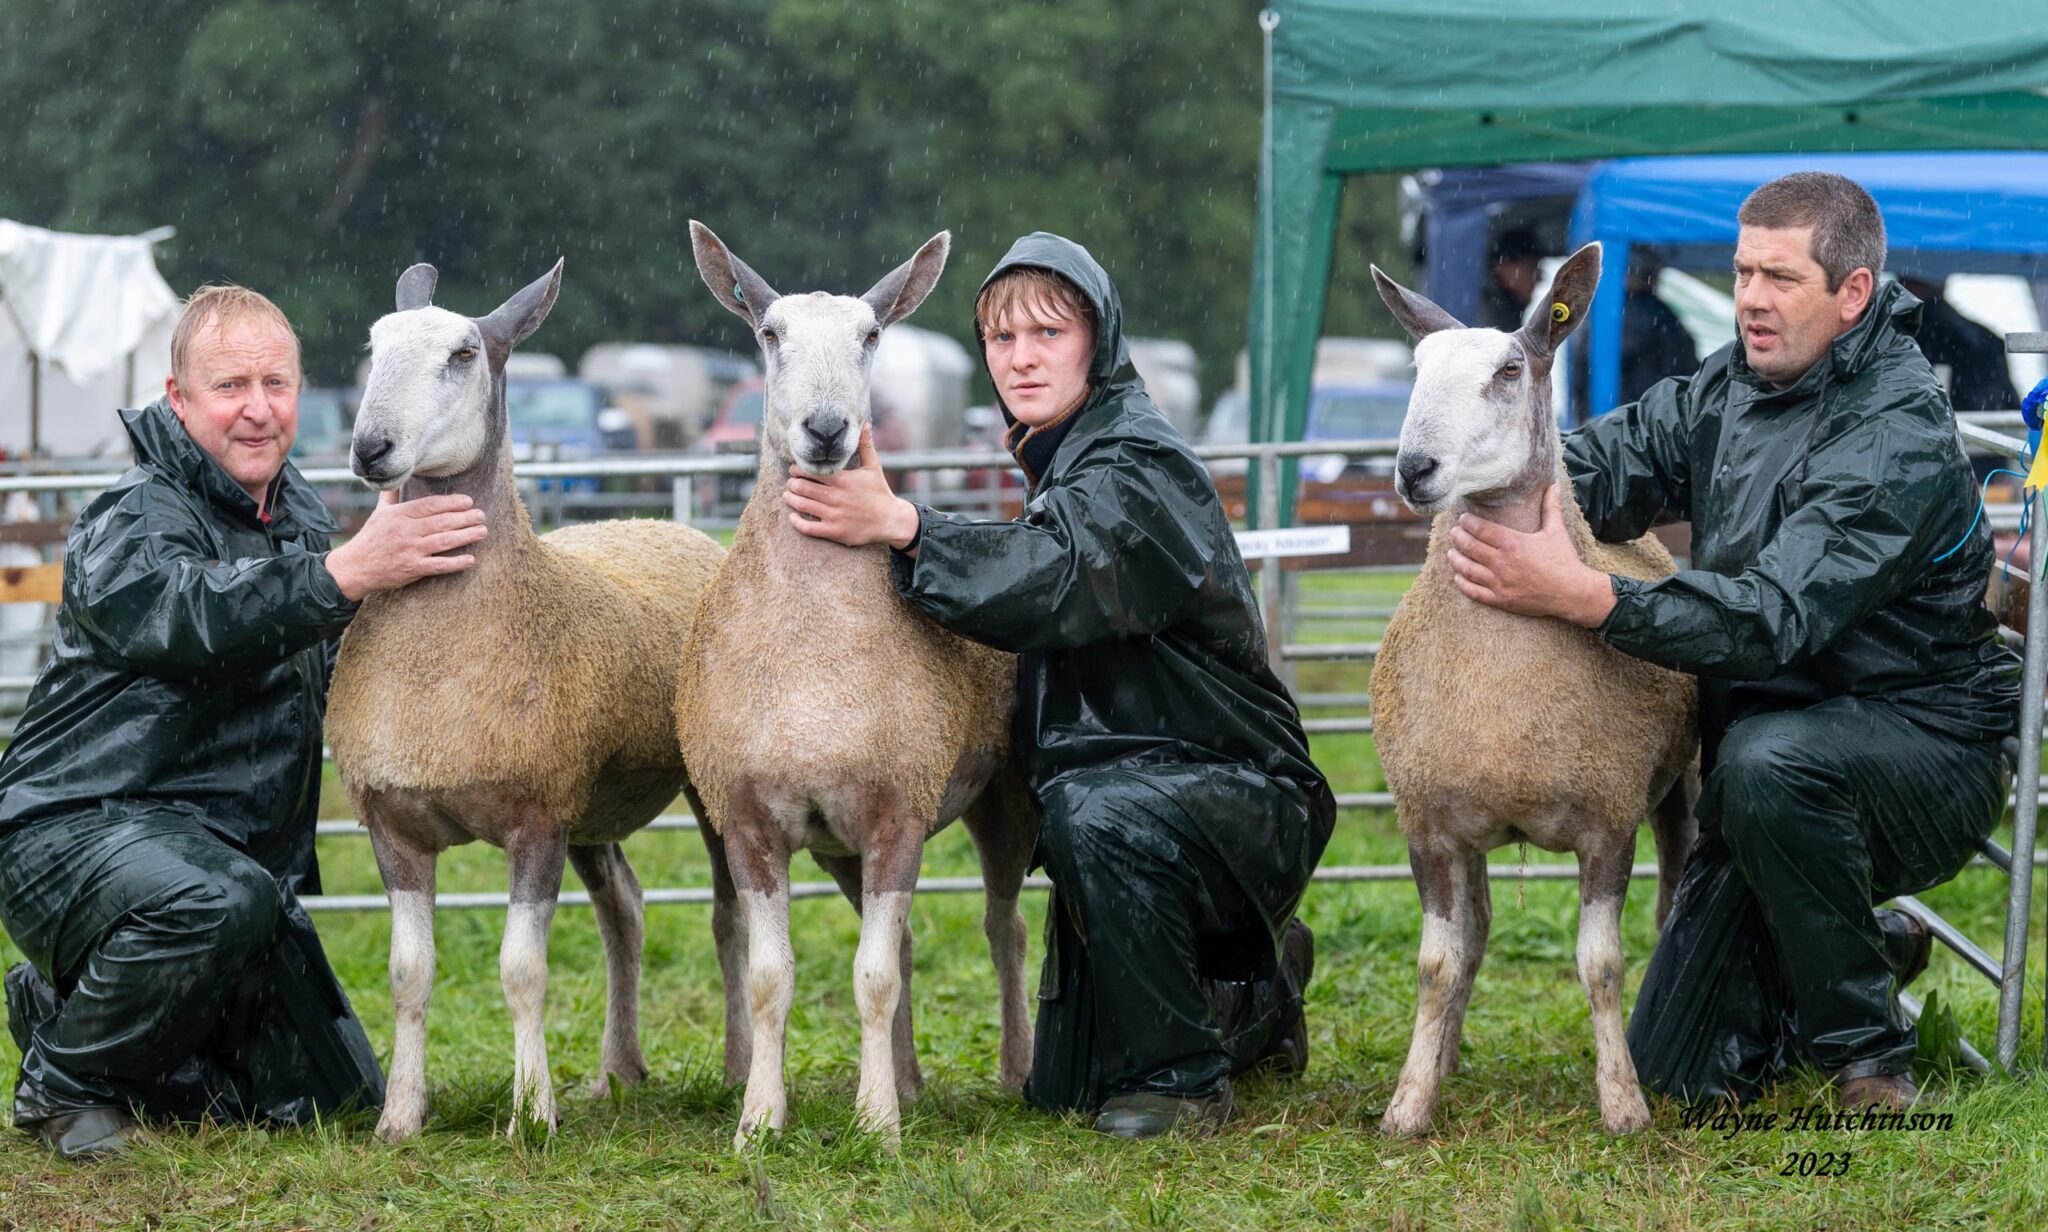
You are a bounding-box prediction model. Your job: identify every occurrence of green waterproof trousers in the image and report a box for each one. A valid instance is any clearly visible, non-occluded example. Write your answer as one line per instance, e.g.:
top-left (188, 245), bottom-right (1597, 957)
top-left (1022, 765), bottom-right (1316, 1115)
top-left (2, 808), bottom-right (384, 1128)
top-left (1626, 696), bottom-right (2010, 1103)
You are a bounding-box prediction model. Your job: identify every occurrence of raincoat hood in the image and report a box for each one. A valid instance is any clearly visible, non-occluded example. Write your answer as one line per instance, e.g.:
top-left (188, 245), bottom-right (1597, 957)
top-left (978, 231), bottom-right (1132, 391)
top-left (977, 233), bottom-right (1148, 486)
top-left (122, 399), bottom-right (336, 538)
top-left (974, 232), bottom-right (1138, 437)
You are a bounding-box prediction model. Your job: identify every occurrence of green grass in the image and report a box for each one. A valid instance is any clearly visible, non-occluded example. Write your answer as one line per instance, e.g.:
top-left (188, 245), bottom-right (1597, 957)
top-left (3, 572), bottom-right (2046, 1229)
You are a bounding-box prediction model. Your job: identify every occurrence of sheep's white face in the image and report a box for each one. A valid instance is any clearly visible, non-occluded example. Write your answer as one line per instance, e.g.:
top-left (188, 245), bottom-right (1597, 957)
top-left (757, 292), bottom-right (882, 476)
top-left (1395, 328), bottom-right (1542, 514)
top-left (353, 307), bottom-right (494, 488)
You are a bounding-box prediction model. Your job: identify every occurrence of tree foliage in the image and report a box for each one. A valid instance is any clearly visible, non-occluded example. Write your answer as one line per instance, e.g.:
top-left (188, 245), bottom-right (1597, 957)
top-left (0, 0), bottom-right (1405, 400)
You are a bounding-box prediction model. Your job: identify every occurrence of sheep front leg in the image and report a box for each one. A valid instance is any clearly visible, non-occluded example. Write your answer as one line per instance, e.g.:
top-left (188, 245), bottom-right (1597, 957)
top-left (853, 835), bottom-right (921, 1147)
top-left (1577, 835), bottom-right (1650, 1133)
top-left (965, 781), bottom-right (1037, 1090)
top-left (568, 842), bottom-right (648, 1095)
top-left (1440, 849), bottom-right (1492, 1075)
top-left (502, 820), bottom-right (567, 1136)
top-left (726, 798), bottom-right (794, 1150)
top-left (695, 808), bottom-right (753, 1087)
top-left (814, 850), bottom-right (925, 1105)
top-left (1381, 839), bottom-right (1476, 1137)
top-left (369, 824), bottom-right (438, 1144)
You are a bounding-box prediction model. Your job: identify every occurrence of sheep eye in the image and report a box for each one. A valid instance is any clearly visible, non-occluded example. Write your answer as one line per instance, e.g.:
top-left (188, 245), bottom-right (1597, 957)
top-left (452, 347), bottom-right (476, 363)
top-left (1499, 361), bottom-right (1522, 379)
top-left (760, 328), bottom-right (778, 345)
top-left (866, 329), bottom-right (880, 346)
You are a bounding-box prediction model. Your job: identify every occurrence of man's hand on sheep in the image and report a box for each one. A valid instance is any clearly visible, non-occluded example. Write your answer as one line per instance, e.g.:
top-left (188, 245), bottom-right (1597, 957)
top-left (324, 491), bottom-right (487, 601)
top-left (1447, 486), bottom-right (1618, 628)
top-left (784, 426), bottom-right (922, 553)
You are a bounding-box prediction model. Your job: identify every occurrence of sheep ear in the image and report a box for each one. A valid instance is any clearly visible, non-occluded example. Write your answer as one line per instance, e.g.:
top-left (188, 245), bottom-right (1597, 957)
top-left (862, 232), bottom-right (950, 329)
top-left (479, 258), bottom-right (563, 367)
top-left (1521, 242), bottom-right (1602, 359)
top-left (396, 263), bottom-right (438, 311)
top-left (690, 220), bottom-right (780, 328)
top-left (1371, 265), bottom-right (1462, 342)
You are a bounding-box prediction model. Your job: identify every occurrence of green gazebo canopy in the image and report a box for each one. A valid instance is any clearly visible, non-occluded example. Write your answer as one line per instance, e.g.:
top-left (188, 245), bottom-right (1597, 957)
top-left (1250, 0), bottom-right (2048, 518)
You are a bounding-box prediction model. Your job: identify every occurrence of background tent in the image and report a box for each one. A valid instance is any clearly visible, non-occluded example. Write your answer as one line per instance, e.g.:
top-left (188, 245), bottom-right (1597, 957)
top-left (1251, 0), bottom-right (2048, 520)
top-left (0, 220), bottom-right (178, 459)
top-left (1569, 152), bottom-right (2048, 416)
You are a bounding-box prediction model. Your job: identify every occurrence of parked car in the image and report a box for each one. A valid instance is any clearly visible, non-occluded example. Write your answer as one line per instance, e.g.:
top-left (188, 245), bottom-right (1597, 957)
top-left (291, 385), bottom-right (356, 463)
top-left (505, 378), bottom-right (619, 461)
top-left (505, 377), bottom-right (621, 493)
top-left (1204, 380), bottom-right (1419, 528)
top-left (577, 342), bottom-right (757, 449)
top-left (1202, 380), bottom-right (1412, 476)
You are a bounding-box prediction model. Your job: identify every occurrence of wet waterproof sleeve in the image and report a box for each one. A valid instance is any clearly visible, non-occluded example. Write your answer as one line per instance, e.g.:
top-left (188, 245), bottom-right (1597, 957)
top-left (1598, 393), bottom-right (1950, 682)
top-left (68, 493), bottom-right (358, 679)
top-left (892, 440), bottom-right (1214, 652)
top-left (1563, 374), bottom-right (1695, 542)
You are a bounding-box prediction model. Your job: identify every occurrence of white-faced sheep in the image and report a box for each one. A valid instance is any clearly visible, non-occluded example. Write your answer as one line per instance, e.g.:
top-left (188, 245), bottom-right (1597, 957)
top-left (1368, 243), bottom-right (1698, 1136)
top-left (326, 260), bottom-right (727, 1142)
top-left (675, 222), bottom-right (1037, 1150)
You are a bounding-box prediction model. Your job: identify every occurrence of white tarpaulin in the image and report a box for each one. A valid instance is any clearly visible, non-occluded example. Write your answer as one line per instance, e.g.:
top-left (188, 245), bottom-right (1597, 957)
top-left (0, 219), bottom-right (179, 459)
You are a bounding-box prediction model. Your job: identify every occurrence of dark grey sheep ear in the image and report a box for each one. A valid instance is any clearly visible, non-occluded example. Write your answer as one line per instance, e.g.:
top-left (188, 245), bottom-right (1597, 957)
top-left (1519, 241), bottom-right (1602, 359)
top-left (690, 220), bottom-right (780, 328)
top-left (1371, 265), bottom-right (1463, 342)
top-left (862, 232), bottom-right (950, 329)
top-left (396, 263), bottom-right (438, 311)
top-left (478, 258), bottom-right (563, 367)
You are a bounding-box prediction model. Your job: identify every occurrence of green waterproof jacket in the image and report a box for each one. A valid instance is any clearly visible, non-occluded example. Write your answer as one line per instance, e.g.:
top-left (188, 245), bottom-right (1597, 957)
top-left (1566, 281), bottom-right (2021, 757)
top-left (889, 233), bottom-right (1335, 917)
top-left (0, 400), bottom-right (357, 890)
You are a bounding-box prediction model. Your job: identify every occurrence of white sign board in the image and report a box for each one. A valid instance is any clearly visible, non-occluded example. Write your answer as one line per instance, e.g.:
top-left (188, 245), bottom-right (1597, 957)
top-left (1234, 525), bottom-right (1352, 560)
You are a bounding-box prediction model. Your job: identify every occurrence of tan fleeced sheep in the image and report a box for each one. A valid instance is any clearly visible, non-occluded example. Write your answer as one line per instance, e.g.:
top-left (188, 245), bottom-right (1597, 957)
top-left (325, 260), bottom-right (726, 1142)
top-left (675, 222), bottom-right (1037, 1151)
top-left (1368, 244), bottom-right (1698, 1137)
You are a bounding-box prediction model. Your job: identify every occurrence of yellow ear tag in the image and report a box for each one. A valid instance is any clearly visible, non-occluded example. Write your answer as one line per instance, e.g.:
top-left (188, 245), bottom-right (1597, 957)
top-left (1551, 302), bottom-right (1571, 324)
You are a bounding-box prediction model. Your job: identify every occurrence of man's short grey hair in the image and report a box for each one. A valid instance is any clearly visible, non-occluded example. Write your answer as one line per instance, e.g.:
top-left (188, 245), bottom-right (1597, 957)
top-left (1737, 172), bottom-right (1886, 292)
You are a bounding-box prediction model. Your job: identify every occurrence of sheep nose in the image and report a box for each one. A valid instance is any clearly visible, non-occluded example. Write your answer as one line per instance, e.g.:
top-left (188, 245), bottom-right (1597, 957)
top-left (1396, 452), bottom-right (1440, 491)
top-left (803, 409), bottom-right (849, 444)
top-left (354, 433), bottom-right (395, 470)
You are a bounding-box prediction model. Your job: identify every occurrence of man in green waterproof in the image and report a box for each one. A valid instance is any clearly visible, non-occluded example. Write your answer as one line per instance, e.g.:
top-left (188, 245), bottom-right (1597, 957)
top-left (1, 285), bottom-right (489, 1157)
top-left (784, 233), bottom-right (1335, 1138)
top-left (1444, 173), bottom-right (2019, 1109)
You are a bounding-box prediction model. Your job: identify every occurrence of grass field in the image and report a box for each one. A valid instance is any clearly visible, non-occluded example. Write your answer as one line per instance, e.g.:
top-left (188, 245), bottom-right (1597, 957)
top-left (3, 570), bottom-right (2046, 1229)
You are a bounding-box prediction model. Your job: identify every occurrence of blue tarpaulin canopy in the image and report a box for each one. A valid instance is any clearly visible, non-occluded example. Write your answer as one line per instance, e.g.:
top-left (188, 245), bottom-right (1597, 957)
top-left (1568, 152), bottom-right (2048, 416)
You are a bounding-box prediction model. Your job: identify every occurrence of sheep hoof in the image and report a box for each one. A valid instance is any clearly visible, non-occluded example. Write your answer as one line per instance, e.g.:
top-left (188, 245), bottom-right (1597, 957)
top-left (506, 1096), bottom-right (560, 1139)
top-left (587, 1060), bottom-right (648, 1100)
top-left (1600, 1093), bottom-right (1652, 1135)
top-left (1378, 1100), bottom-right (1435, 1139)
top-left (858, 1113), bottom-right (904, 1152)
top-left (732, 1120), bottom-right (777, 1153)
top-left (373, 1112), bottom-right (424, 1145)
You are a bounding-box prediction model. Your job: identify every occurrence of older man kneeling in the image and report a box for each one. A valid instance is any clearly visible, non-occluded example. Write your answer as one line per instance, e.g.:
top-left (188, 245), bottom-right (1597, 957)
top-left (2, 285), bottom-right (487, 1157)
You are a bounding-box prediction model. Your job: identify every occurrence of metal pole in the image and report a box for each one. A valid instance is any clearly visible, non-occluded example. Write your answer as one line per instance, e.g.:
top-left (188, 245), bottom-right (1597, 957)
top-left (1999, 485), bottom-right (2047, 1071)
top-left (28, 352), bottom-right (39, 458)
top-left (671, 475), bottom-right (693, 523)
top-left (1258, 446), bottom-right (1283, 678)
